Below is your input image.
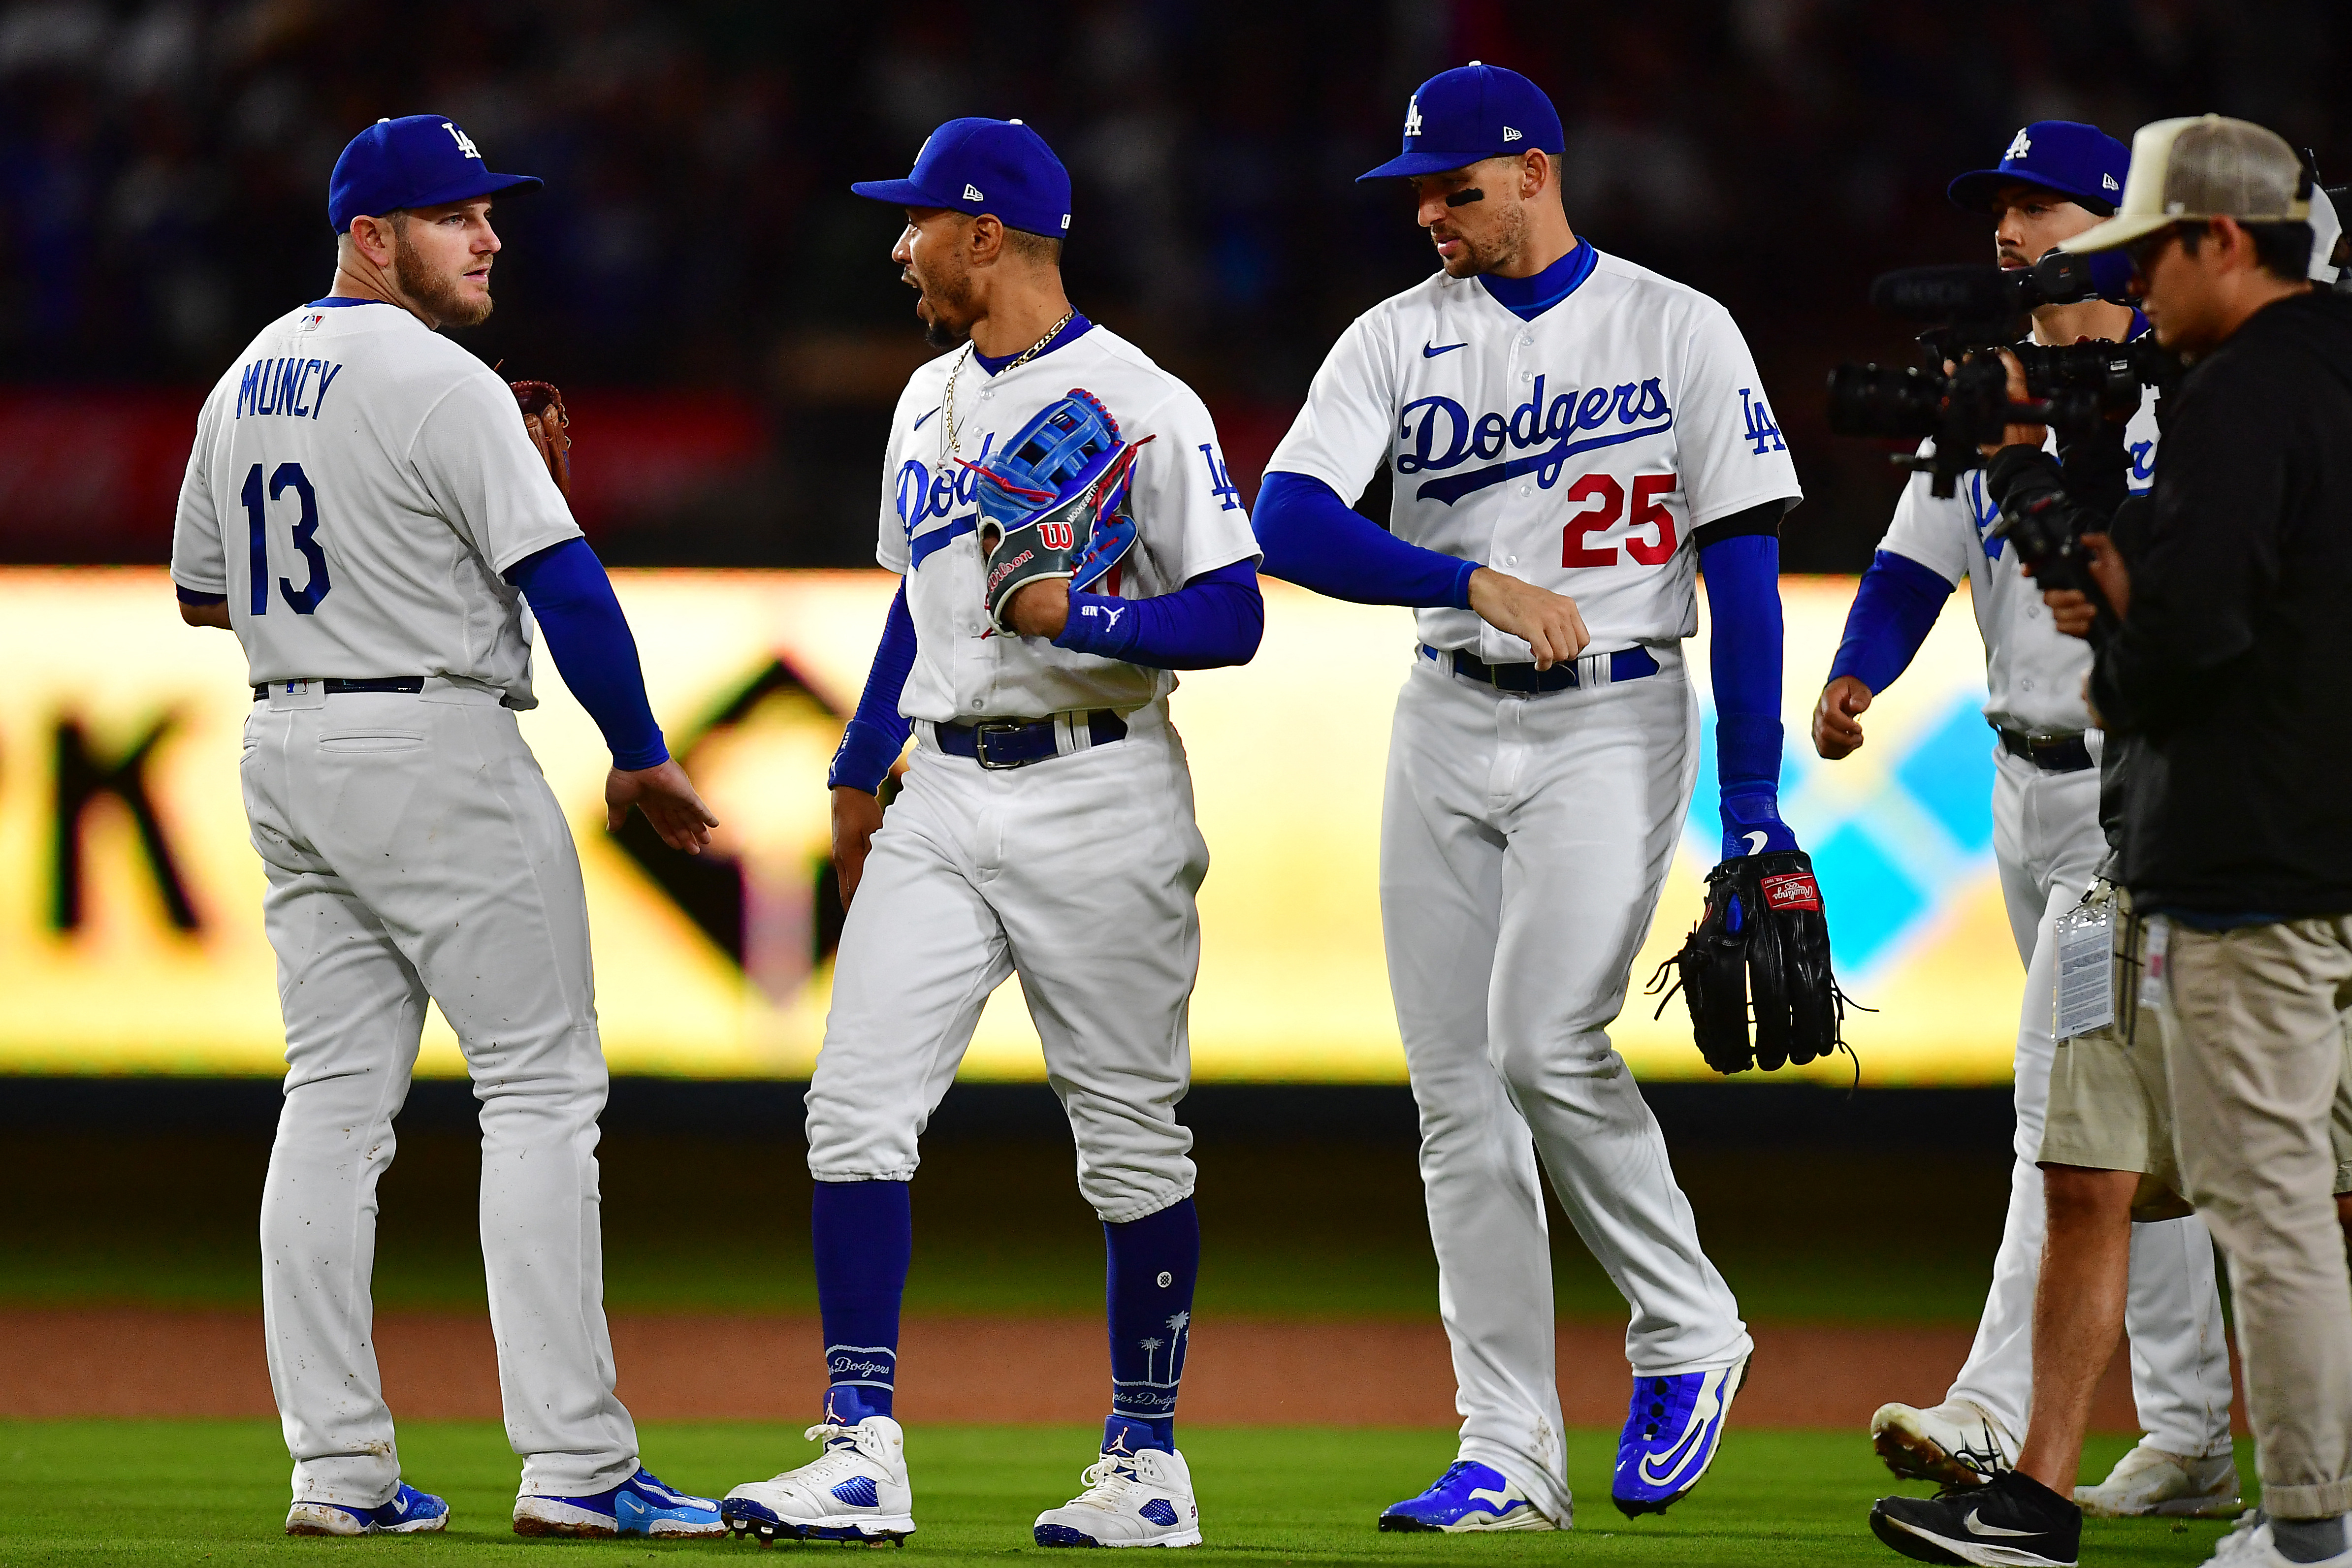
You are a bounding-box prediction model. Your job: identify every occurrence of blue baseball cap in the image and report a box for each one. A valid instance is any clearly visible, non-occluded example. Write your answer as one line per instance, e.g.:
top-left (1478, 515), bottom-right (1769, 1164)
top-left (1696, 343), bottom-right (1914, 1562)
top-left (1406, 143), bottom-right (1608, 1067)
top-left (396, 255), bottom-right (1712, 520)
top-left (328, 115), bottom-right (541, 232)
top-left (1359, 62), bottom-right (1565, 182)
top-left (851, 118), bottom-right (1072, 238)
top-left (1947, 121), bottom-right (2129, 216)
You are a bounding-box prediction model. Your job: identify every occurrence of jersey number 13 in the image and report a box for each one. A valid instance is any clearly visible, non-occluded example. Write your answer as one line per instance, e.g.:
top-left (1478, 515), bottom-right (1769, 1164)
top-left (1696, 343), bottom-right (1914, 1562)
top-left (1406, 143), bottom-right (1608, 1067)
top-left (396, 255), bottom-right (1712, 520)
top-left (241, 461), bottom-right (332, 615)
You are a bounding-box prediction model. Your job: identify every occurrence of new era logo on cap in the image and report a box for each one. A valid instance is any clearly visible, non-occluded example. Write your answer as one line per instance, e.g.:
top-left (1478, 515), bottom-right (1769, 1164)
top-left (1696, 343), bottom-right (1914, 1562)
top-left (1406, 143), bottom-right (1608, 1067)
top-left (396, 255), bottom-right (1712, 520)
top-left (850, 118), bottom-right (1073, 239)
top-left (1361, 61), bottom-right (1565, 182)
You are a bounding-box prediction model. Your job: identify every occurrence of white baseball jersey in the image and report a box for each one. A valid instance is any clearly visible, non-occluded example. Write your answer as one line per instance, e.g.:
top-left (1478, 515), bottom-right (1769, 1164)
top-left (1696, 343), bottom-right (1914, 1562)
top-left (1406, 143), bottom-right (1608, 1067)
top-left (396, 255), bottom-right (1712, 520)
top-left (1266, 248), bottom-right (1802, 662)
top-left (878, 325), bottom-right (1260, 723)
top-left (1877, 392), bottom-right (2161, 736)
top-left (171, 298), bottom-right (579, 704)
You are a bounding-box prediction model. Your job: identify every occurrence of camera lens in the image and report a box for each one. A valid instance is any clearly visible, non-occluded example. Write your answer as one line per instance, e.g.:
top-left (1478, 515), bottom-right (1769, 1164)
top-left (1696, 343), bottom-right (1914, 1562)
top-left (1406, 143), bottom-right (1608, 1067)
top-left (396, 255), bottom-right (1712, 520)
top-left (1826, 363), bottom-right (1945, 439)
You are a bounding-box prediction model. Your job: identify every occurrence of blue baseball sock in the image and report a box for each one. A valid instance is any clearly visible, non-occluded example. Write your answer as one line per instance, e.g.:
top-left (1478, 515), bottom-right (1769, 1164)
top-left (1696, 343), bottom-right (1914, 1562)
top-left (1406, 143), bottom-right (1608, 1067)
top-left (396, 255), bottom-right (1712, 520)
top-left (1103, 1197), bottom-right (1199, 1454)
top-left (812, 1179), bottom-right (911, 1424)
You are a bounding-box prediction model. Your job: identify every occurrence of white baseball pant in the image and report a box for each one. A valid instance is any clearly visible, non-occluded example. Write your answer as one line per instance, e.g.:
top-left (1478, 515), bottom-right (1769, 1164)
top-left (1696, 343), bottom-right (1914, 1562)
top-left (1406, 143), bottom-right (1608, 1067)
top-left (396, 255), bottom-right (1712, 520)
top-left (1943, 744), bottom-right (2234, 1458)
top-left (806, 702), bottom-right (1203, 1223)
top-left (241, 680), bottom-right (640, 1507)
top-left (1381, 647), bottom-right (1750, 1524)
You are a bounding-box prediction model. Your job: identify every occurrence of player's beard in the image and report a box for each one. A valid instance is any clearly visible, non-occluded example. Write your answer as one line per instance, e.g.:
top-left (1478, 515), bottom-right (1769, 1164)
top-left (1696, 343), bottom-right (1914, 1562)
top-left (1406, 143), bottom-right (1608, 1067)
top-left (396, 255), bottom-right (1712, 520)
top-left (1444, 199), bottom-right (1531, 279)
top-left (393, 226), bottom-right (494, 329)
top-left (915, 268), bottom-right (979, 352)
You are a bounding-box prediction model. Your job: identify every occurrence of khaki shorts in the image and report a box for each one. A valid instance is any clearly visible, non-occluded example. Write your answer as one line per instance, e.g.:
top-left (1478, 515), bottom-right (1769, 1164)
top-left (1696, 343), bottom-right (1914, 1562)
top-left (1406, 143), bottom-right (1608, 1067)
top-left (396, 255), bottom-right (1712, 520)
top-left (2038, 882), bottom-right (2352, 1219)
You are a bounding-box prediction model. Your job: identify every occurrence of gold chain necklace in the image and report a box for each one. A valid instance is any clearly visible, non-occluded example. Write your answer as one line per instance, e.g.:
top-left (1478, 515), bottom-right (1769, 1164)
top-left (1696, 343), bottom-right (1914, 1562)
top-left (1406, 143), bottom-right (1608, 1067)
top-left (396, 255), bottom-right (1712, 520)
top-left (940, 308), bottom-right (1076, 463)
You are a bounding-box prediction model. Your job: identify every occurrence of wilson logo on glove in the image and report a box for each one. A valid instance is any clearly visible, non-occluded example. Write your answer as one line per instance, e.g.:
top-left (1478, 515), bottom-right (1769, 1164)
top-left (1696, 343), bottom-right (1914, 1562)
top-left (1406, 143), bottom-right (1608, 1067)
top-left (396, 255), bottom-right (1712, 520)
top-left (961, 388), bottom-right (1154, 634)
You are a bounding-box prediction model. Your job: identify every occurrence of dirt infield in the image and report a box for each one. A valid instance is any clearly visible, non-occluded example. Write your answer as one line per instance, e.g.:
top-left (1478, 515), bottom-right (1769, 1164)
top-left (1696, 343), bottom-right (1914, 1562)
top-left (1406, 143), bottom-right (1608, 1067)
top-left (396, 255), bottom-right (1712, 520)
top-left (1, 1309), bottom-right (2220, 1431)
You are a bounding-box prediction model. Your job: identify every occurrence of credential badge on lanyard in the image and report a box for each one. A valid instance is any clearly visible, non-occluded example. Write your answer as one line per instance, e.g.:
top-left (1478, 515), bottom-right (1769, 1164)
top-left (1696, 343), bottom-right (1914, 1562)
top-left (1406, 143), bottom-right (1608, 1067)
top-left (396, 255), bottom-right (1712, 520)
top-left (2053, 892), bottom-right (2117, 1039)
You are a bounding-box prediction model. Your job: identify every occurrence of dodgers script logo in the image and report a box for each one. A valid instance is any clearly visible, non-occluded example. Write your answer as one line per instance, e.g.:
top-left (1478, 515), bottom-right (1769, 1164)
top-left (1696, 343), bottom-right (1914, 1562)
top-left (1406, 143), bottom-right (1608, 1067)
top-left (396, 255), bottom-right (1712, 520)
top-left (1396, 373), bottom-right (1673, 506)
top-left (897, 433), bottom-right (998, 568)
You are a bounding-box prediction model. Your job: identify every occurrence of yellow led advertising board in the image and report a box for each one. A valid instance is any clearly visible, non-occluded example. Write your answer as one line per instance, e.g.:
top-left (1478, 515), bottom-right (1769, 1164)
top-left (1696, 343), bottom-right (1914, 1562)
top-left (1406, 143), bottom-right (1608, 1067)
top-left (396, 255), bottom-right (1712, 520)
top-left (0, 568), bottom-right (2024, 1085)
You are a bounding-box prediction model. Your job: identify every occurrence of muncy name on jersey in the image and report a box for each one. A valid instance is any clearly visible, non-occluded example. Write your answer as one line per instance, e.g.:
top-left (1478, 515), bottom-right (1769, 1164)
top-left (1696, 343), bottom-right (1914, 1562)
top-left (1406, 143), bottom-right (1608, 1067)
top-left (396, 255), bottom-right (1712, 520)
top-left (1397, 373), bottom-right (1673, 506)
top-left (233, 354), bottom-right (346, 421)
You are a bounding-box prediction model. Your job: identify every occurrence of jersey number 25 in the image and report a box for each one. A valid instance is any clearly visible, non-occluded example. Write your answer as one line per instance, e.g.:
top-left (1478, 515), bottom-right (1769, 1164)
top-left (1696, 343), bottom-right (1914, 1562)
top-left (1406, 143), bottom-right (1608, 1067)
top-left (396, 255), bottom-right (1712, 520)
top-left (1562, 472), bottom-right (1677, 569)
top-left (241, 460), bottom-right (332, 615)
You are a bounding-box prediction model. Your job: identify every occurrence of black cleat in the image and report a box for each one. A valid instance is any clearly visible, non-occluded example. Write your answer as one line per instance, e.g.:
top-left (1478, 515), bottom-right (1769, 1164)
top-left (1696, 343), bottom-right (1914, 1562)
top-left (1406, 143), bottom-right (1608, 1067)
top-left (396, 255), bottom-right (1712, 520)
top-left (1869, 1470), bottom-right (2081, 1567)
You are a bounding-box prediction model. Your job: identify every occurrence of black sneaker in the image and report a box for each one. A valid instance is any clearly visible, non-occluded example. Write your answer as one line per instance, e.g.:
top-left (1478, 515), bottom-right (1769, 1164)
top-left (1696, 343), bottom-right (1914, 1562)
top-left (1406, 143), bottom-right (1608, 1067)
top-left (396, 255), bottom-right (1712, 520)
top-left (1869, 1470), bottom-right (2081, 1567)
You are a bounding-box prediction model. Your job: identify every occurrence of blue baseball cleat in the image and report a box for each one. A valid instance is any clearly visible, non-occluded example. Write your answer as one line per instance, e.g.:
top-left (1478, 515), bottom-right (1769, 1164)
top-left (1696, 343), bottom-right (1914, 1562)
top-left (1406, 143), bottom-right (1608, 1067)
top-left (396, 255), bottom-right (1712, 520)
top-left (512, 1467), bottom-right (726, 1537)
top-left (1377, 1460), bottom-right (1557, 1533)
top-left (1612, 1353), bottom-right (1749, 1517)
top-left (285, 1481), bottom-right (448, 1536)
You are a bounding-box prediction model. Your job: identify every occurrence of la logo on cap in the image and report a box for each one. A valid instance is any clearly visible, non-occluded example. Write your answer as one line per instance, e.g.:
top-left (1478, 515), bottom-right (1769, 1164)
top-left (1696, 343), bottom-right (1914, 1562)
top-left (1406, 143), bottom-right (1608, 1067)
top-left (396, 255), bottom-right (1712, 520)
top-left (1403, 96), bottom-right (1422, 138)
top-left (2006, 127), bottom-right (2032, 160)
top-left (443, 122), bottom-right (481, 160)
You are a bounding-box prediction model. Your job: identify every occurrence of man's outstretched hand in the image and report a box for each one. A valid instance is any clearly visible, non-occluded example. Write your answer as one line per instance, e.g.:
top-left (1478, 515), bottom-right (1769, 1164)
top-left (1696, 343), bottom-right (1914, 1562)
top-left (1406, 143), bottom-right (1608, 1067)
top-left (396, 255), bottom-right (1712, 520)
top-left (607, 759), bottom-right (718, 854)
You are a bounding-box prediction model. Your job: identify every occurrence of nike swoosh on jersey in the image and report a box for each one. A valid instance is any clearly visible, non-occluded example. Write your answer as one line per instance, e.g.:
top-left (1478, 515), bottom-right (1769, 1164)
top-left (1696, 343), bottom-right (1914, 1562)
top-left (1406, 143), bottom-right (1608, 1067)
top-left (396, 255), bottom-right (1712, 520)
top-left (1423, 341), bottom-right (1469, 357)
top-left (912, 407), bottom-right (939, 431)
top-left (1962, 1509), bottom-right (2038, 1538)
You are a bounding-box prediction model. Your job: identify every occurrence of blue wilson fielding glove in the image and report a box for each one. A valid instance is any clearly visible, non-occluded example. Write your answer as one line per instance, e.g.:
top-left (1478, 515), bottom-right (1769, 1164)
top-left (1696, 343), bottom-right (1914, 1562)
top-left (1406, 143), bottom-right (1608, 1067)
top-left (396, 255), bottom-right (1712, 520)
top-left (963, 388), bottom-right (1151, 633)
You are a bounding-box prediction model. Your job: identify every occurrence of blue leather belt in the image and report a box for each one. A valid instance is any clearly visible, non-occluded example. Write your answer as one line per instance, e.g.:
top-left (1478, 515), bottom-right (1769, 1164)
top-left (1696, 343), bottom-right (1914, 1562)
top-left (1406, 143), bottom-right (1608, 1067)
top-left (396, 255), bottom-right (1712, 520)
top-left (1996, 725), bottom-right (2094, 773)
top-left (253, 677), bottom-right (425, 701)
top-left (1421, 643), bottom-right (1660, 695)
top-left (934, 709), bottom-right (1128, 770)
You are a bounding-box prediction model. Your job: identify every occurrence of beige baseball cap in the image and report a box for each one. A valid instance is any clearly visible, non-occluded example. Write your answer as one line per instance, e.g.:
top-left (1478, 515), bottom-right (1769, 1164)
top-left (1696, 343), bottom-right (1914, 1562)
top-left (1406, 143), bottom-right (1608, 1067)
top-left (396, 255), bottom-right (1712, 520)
top-left (2062, 113), bottom-right (2311, 254)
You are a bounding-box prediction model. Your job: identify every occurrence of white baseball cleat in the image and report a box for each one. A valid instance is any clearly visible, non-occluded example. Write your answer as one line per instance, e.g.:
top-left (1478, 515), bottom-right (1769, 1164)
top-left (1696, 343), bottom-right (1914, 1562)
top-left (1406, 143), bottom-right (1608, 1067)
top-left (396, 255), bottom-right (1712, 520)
top-left (1033, 1441), bottom-right (1201, 1548)
top-left (721, 1415), bottom-right (916, 1546)
top-left (1871, 1398), bottom-right (2016, 1489)
top-left (2074, 1442), bottom-right (2241, 1519)
top-left (2194, 1510), bottom-right (2352, 1567)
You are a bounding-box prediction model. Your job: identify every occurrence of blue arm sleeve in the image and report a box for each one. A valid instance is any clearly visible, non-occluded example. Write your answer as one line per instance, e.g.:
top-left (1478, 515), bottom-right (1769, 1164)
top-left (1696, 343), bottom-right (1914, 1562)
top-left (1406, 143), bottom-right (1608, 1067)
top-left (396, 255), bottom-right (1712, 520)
top-left (504, 538), bottom-right (667, 771)
top-left (1055, 560), bottom-right (1264, 670)
top-left (1254, 470), bottom-right (1477, 609)
top-left (828, 583), bottom-right (917, 793)
top-left (1827, 549), bottom-right (1955, 695)
top-left (1699, 532), bottom-right (1798, 861)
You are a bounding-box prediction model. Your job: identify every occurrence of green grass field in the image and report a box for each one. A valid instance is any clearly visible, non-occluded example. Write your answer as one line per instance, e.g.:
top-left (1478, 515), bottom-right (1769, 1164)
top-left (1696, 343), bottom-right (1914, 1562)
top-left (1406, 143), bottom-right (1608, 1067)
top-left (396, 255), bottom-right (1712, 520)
top-left (0, 1134), bottom-right (2014, 1324)
top-left (0, 1422), bottom-right (2248, 1567)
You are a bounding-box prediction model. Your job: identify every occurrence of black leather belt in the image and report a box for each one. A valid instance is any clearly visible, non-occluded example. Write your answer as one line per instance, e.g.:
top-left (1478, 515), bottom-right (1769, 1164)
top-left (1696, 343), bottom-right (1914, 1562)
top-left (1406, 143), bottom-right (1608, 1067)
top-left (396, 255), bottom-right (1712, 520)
top-left (1996, 725), bottom-right (2094, 773)
top-left (1423, 643), bottom-right (1660, 695)
top-left (252, 677), bottom-right (426, 701)
top-left (934, 710), bottom-right (1128, 770)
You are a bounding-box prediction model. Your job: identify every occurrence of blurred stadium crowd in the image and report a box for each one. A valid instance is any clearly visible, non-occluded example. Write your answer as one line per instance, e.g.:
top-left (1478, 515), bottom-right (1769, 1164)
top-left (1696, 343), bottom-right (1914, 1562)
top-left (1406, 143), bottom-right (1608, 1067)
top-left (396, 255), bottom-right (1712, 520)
top-left (0, 0), bottom-right (2341, 567)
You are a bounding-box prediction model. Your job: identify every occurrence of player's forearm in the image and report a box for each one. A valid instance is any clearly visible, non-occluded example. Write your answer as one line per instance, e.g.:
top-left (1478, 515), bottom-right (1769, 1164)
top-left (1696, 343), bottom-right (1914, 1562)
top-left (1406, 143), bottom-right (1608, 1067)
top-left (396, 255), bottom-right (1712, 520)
top-left (829, 583), bottom-right (917, 793)
top-left (1698, 532), bottom-right (1795, 858)
top-left (1827, 549), bottom-right (1953, 695)
top-left (504, 539), bottom-right (668, 771)
top-left (1055, 560), bottom-right (1264, 670)
top-left (1252, 471), bottom-right (1475, 609)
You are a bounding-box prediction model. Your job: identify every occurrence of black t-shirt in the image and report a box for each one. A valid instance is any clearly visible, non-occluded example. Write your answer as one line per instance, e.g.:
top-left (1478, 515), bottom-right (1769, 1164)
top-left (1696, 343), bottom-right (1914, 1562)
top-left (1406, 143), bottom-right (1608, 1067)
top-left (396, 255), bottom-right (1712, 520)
top-left (2092, 291), bottom-right (2352, 916)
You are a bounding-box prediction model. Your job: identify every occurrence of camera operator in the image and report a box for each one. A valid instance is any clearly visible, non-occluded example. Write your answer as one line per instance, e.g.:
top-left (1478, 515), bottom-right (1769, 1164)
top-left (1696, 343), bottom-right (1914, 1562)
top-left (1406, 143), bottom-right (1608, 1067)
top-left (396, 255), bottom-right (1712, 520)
top-left (2025, 118), bottom-right (2352, 1568)
top-left (1818, 124), bottom-right (2240, 1536)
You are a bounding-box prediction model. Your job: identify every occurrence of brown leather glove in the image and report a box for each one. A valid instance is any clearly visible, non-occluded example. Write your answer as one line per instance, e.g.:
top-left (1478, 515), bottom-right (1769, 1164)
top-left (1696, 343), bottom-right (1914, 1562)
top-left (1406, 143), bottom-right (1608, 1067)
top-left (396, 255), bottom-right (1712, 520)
top-left (510, 379), bottom-right (572, 501)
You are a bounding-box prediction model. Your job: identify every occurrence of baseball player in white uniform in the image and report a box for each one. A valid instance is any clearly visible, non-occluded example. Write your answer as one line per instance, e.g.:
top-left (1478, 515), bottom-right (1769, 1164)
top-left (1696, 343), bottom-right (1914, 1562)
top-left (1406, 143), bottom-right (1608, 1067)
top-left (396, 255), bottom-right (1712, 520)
top-left (1816, 122), bottom-right (2238, 1518)
top-left (169, 116), bottom-right (724, 1539)
top-left (1257, 64), bottom-right (1805, 1530)
top-left (718, 119), bottom-right (1262, 1551)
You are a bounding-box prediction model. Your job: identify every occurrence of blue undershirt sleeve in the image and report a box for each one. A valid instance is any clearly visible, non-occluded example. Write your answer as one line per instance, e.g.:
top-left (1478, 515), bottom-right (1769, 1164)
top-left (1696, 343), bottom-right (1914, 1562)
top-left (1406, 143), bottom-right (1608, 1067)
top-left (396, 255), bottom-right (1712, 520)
top-left (1254, 470), bottom-right (1476, 609)
top-left (1828, 549), bottom-right (1956, 696)
top-left (828, 583), bottom-right (917, 793)
top-left (1055, 560), bottom-right (1264, 670)
top-left (1698, 532), bottom-right (1798, 861)
top-left (504, 538), bottom-right (668, 771)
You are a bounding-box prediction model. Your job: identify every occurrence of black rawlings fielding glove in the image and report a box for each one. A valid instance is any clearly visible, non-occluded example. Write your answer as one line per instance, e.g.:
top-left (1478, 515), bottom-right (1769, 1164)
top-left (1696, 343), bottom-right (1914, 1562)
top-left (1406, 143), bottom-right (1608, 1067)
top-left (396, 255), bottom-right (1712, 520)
top-left (1651, 849), bottom-right (1853, 1075)
top-left (963, 389), bottom-right (1153, 634)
